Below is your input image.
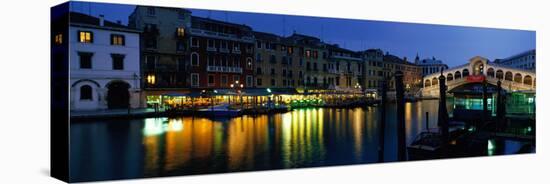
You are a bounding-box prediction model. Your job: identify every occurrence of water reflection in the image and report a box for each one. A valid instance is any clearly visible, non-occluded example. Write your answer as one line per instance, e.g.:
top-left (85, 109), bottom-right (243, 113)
top-left (70, 100), bottom-right (444, 182)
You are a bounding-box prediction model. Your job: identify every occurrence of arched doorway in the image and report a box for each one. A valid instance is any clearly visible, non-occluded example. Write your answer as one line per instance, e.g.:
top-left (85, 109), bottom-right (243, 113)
top-left (473, 61), bottom-right (484, 75)
top-left (107, 81), bottom-right (130, 109)
top-left (447, 73), bottom-right (453, 81)
top-left (462, 69), bottom-right (470, 77)
top-left (496, 70), bottom-right (503, 79)
top-left (454, 71), bottom-right (461, 79)
top-left (524, 75), bottom-right (532, 85)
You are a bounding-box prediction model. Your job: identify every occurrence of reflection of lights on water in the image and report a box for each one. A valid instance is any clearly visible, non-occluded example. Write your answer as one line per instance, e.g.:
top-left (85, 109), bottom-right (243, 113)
top-left (142, 118), bottom-right (184, 136)
top-left (488, 139), bottom-right (496, 156)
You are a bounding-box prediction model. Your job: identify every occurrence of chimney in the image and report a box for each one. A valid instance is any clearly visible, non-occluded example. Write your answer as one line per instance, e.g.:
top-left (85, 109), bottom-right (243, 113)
top-left (99, 14), bottom-right (105, 26)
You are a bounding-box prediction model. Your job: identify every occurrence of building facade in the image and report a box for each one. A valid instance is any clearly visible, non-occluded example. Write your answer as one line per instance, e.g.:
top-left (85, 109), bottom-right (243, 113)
top-left (494, 49), bottom-right (536, 71)
top-left (129, 6), bottom-right (192, 91)
top-left (327, 45), bottom-right (364, 91)
top-left (188, 16), bottom-right (256, 89)
top-left (69, 12), bottom-right (142, 110)
top-left (415, 55), bottom-right (448, 76)
top-left (253, 31), bottom-right (303, 89)
top-left (285, 33), bottom-right (331, 90)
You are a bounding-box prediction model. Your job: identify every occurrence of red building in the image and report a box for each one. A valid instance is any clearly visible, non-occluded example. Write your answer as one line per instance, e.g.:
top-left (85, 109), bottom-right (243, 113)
top-left (188, 16), bottom-right (255, 89)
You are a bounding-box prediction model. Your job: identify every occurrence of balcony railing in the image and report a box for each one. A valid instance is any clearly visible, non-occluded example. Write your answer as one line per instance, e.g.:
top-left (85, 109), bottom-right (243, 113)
top-left (190, 28), bottom-right (254, 43)
top-left (206, 66), bottom-right (243, 73)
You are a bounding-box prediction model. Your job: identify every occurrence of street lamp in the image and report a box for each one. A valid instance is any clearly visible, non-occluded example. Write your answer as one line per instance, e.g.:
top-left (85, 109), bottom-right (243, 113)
top-left (230, 80), bottom-right (244, 109)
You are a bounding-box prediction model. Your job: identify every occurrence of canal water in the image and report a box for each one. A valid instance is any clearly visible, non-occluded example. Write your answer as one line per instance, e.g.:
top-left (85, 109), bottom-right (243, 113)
top-left (70, 100), bottom-right (444, 182)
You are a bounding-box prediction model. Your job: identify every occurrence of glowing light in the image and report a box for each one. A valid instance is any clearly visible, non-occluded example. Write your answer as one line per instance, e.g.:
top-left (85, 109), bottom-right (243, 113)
top-left (266, 88), bottom-right (272, 93)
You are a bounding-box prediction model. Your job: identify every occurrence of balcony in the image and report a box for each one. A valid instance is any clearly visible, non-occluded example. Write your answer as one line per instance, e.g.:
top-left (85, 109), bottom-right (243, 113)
top-left (207, 47), bottom-right (217, 52)
top-left (207, 66), bottom-right (243, 73)
top-left (219, 48), bottom-right (229, 53)
top-left (232, 49), bottom-right (241, 54)
top-left (189, 28), bottom-right (254, 43)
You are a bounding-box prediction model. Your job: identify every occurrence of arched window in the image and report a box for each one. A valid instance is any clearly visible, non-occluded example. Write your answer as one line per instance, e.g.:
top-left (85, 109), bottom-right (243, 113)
top-left (454, 71), bottom-right (461, 79)
top-left (496, 70), bottom-right (504, 79)
top-left (447, 73), bottom-right (453, 81)
top-left (524, 75), bottom-right (533, 85)
top-left (432, 77), bottom-right (438, 86)
top-left (462, 69), bottom-right (469, 77)
top-left (514, 73), bottom-right (522, 83)
top-left (80, 85), bottom-right (92, 100)
top-left (425, 79), bottom-right (431, 87)
top-left (191, 52), bottom-right (199, 66)
top-left (487, 68), bottom-right (495, 78)
top-left (505, 71), bottom-right (513, 81)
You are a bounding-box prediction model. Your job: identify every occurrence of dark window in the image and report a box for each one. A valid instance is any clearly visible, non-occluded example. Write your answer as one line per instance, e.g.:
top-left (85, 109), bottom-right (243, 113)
top-left (256, 67), bottom-right (262, 75)
top-left (145, 37), bottom-right (156, 49)
top-left (111, 54), bottom-right (124, 70)
top-left (146, 55), bottom-right (156, 70)
top-left (110, 34), bottom-right (125, 45)
top-left (78, 52), bottom-right (93, 69)
top-left (257, 78), bottom-right (262, 86)
top-left (177, 41), bottom-right (185, 51)
top-left (78, 31), bottom-right (93, 43)
top-left (80, 85), bottom-right (92, 100)
top-left (178, 11), bottom-right (186, 19)
top-left (191, 37), bottom-right (199, 47)
top-left (191, 53), bottom-right (199, 66)
top-left (178, 57), bottom-right (186, 71)
top-left (208, 75), bottom-right (215, 85)
top-left (221, 75), bottom-right (228, 86)
top-left (147, 7), bottom-right (155, 16)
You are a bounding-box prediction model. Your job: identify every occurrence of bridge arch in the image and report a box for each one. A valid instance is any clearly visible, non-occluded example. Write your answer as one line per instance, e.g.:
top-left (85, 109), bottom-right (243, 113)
top-left (454, 71), bottom-right (461, 79)
top-left (505, 71), bottom-right (513, 81)
top-left (487, 68), bottom-right (495, 78)
top-left (447, 73), bottom-right (453, 81)
top-left (524, 75), bottom-right (533, 85)
top-left (496, 70), bottom-right (503, 80)
top-left (462, 69), bottom-right (470, 77)
top-left (431, 77), bottom-right (438, 85)
top-left (514, 73), bottom-right (522, 83)
top-left (473, 60), bottom-right (484, 75)
top-left (425, 79), bottom-right (431, 87)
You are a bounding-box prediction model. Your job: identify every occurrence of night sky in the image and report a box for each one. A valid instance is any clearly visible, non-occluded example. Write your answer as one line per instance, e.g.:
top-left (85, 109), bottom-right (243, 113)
top-left (70, 1), bottom-right (535, 67)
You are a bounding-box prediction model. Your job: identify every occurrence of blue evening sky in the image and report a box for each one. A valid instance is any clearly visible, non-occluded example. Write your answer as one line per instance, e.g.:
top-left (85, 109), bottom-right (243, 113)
top-left (70, 1), bottom-right (535, 67)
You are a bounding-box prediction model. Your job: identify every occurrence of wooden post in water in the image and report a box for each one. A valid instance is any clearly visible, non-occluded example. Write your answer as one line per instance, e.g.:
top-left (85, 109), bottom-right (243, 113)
top-left (438, 70), bottom-right (449, 151)
top-left (395, 71), bottom-right (406, 161)
top-left (482, 79), bottom-right (488, 128)
top-left (377, 78), bottom-right (387, 163)
top-left (425, 112), bottom-right (430, 132)
top-left (496, 80), bottom-right (503, 132)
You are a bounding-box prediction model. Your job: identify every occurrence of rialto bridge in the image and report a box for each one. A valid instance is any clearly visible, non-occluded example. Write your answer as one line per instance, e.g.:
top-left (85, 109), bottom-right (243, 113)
top-left (422, 56), bottom-right (536, 97)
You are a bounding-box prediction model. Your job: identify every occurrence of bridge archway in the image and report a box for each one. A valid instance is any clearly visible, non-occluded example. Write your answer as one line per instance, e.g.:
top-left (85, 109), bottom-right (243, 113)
top-left (431, 77), bottom-right (438, 85)
top-left (514, 73), bottom-right (522, 83)
top-left (425, 79), bottom-right (431, 87)
top-left (496, 70), bottom-right (503, 80)
top-left (455, 71), bottom-right (461, 79)
top-left (487, 68), bottom-right (495, 78)
top-left (447, 73), bottom-right (453, 81)
top-left (524, 75), bottom-right (533, 85)
top-left (473, 60), bottom-right (484, 75)
top-left (462, 69), bottom-right (470, 77)
top-left (505, 71), bottom-right (513, 81)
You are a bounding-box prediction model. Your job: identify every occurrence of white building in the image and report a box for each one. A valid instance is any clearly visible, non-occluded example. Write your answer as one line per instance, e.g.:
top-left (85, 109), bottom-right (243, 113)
top-left (69, 12), bottom-right (142, 110)
top-left (494, 49), bottom-right (536, 71)
top-left (415, 54), bottom-right (448, 76)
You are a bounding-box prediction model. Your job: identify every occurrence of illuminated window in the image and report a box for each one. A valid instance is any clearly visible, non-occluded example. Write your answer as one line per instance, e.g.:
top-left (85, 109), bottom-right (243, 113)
top-left (177, 27), bottom-right (185, 37)
top-left (80, 85), bottom-right (92, 100)
top-left (54, 33), bottom-right (62, 45)
top-left (146, 74), bottom-right (156, 85)
top-left (305, 50), bottom-right (311, 57)
top-left (78, 31), bottom-right (93, 43)
top-left (110, 34), bottom-right (125, 45)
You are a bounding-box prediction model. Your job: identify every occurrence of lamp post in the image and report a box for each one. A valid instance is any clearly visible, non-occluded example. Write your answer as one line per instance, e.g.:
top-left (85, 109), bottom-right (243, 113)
top-left (231, 80), bottom-right (244, 110)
